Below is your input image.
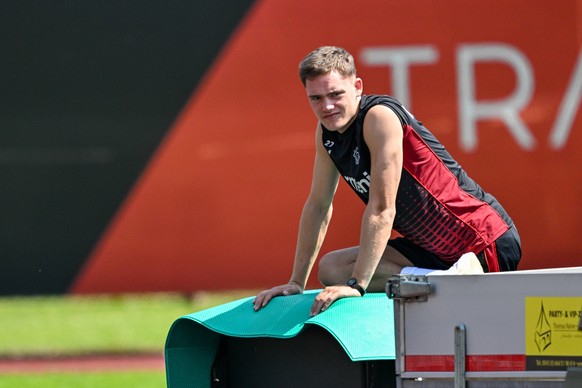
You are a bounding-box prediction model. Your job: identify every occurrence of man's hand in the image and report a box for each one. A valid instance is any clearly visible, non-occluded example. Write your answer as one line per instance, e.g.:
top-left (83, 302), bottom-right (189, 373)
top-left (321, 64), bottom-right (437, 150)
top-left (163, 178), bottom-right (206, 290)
top-left (253, 283), bottom-right (303, 311)
top-left (310, 285), bottom-right (361, 316)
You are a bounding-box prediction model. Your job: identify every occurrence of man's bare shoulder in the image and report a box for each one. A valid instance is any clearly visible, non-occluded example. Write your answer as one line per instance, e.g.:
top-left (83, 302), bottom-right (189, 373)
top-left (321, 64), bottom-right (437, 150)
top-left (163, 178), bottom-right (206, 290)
top-left (366, 104), bottom-right (401, 123)
top-left (363, 104), bottom-right (404, 140)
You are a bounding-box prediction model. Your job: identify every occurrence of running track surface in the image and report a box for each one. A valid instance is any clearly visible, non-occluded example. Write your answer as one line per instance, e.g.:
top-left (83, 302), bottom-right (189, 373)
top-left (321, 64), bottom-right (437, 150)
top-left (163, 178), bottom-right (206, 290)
top-left (0, 353), bottom-right (165, 374)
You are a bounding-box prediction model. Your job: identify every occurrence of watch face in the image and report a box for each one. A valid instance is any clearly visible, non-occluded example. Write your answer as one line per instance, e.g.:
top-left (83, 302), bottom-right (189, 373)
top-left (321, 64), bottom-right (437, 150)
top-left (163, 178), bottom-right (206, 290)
top-left (347, 278), bottom-right (357, 286)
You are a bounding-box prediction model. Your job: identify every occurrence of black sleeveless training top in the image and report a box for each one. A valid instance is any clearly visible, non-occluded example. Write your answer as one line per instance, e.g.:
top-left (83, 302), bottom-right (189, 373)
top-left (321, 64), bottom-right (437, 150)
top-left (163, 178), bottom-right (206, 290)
top-left (321, 95), bottom-right (513, 262)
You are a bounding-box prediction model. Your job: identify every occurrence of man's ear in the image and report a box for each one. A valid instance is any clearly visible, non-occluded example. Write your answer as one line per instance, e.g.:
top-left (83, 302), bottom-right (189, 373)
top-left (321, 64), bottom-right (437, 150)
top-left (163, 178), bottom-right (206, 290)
top-left (355, 77), bottom-right (363, 96)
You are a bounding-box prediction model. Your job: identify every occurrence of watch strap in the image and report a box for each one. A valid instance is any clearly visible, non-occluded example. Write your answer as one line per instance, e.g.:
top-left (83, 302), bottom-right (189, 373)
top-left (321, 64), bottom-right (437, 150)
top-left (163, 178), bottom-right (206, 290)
top-left (347, 278), bottom-right (366, 296)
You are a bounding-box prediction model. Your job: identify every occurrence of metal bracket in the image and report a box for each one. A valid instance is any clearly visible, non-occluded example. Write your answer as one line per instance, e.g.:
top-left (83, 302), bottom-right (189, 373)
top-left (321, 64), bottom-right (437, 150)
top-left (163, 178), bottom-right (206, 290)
top-left (454, 323), bottom-right (467, 388)
top-left (386, 275), bottom-right (432, 302)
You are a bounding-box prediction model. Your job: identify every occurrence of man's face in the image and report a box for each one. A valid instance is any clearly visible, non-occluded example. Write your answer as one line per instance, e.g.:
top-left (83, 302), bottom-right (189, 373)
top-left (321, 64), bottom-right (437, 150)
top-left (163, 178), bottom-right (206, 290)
top-left (305, 70), bottom-right (363, 133)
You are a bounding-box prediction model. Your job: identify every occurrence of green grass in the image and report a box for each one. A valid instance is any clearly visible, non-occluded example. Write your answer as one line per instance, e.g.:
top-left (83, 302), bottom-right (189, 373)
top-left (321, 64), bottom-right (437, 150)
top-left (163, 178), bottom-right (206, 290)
top-left (0, 291), bottom-right (256, 357)
top-left (0, 371), bottom-right (165, 388)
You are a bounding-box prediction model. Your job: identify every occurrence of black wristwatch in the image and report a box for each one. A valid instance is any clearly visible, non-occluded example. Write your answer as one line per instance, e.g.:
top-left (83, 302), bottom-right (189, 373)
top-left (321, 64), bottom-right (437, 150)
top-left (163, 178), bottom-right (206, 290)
top-left (346, 278), bottom-right (366, 296)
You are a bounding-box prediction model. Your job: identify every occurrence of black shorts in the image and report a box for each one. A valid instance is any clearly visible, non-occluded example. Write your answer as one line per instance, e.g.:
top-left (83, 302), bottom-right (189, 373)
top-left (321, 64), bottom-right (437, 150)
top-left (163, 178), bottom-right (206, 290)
top-left (388, 225), bottom-right (521, 272)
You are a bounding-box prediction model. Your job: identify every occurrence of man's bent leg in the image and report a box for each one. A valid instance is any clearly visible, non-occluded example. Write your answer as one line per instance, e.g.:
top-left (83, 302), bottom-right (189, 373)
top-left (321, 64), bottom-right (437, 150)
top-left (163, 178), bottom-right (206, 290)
top-left (317, 245), bottom-right (413, 292)
top-left (317, 246), bottom-right (358, 287)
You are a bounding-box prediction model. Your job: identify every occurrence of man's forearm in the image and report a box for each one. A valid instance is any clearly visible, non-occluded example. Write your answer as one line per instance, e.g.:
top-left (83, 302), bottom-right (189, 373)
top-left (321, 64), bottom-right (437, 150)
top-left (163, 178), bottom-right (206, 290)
top-left (289, 201), bottom-right (333, 288)
top-left (352, 207), bottom-right (394, 289)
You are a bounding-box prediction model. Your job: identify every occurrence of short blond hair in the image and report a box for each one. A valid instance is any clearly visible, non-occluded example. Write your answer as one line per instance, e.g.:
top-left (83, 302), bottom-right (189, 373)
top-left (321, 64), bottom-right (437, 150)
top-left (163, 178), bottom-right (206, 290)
top-left (299, 46), bottom-right (357, 86)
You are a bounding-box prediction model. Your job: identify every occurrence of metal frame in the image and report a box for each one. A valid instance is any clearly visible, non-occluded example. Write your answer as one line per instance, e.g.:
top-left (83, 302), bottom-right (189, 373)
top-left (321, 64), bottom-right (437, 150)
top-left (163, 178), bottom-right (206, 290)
top-left (386, 269), bottom-right (582, 387)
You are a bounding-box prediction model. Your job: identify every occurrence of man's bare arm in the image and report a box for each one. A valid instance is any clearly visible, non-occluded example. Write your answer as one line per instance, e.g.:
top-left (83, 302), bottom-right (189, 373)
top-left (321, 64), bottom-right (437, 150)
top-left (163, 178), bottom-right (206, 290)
top-left (309, 105), bottom-right (403, 315)
top-left (253, 125), bottom-right (339, 311)
top-left (351, 105), bottom-right (403, 289)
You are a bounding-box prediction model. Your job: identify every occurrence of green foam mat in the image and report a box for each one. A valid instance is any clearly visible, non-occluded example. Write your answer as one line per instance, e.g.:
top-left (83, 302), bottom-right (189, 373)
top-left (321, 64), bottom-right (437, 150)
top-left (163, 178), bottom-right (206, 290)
top-left (165, 291), bottom-right (395, 387)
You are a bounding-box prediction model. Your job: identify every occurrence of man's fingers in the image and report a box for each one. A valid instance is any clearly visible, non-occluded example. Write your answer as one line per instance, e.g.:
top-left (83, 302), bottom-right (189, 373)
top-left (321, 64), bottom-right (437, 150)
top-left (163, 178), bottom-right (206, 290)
top-left (310, 285), bottom-right (361, 316)
top-left (310, 290), bottom-right (333, 316)
top-left (310, 301), bottom-right (326, 316)
top-left (253, 291), bottom-right (271, 311)
top-left (253, 284), bottom-right (300, 311)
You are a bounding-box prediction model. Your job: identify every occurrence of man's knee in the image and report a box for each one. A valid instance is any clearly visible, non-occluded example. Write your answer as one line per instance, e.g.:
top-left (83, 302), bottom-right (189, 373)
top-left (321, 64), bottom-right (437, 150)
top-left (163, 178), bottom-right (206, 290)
top-left (316, 252), bottom-right (337, 286)
top-left (317, 251), bottom-right (349, 286)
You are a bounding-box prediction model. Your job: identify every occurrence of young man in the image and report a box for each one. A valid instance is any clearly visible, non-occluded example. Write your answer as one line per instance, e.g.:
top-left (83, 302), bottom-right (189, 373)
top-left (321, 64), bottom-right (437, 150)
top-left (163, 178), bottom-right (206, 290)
top-left (253, 46), bottom-right (521, 316)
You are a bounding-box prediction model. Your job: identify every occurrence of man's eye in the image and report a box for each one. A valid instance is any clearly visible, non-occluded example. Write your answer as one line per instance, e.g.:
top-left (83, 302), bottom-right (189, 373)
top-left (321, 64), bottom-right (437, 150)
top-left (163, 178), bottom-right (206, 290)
top-left (310, 96), bottom-right (320, 101)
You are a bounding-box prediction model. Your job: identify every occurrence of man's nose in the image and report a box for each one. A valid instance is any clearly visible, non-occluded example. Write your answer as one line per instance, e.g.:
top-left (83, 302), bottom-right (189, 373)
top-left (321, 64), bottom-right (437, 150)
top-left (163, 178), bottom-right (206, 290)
top-left (323, 99), bottom-right (334, 111)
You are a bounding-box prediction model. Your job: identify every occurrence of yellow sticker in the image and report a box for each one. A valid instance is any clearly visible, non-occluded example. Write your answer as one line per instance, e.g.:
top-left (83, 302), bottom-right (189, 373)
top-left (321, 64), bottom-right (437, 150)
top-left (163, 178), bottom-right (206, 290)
top-left (525, 297), bottom-right (582, 370)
